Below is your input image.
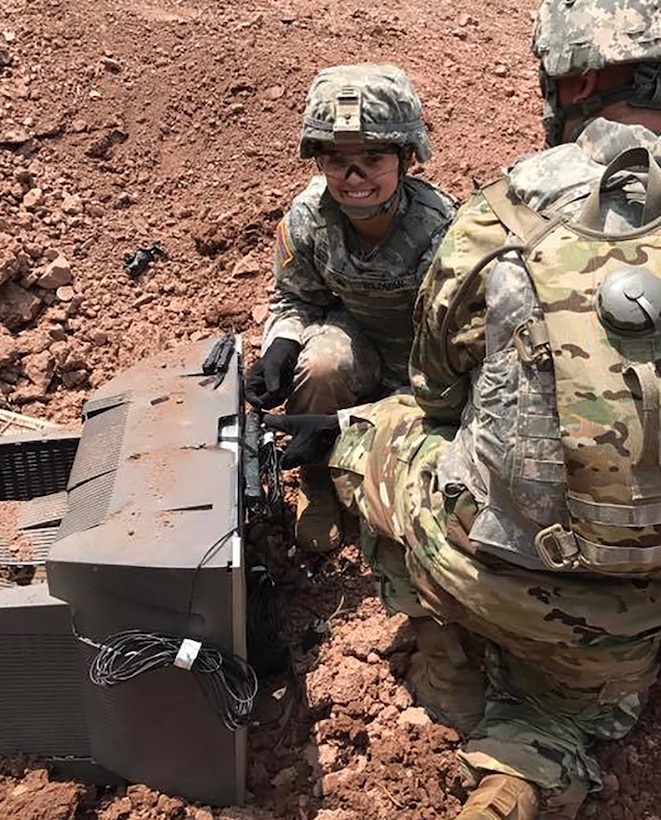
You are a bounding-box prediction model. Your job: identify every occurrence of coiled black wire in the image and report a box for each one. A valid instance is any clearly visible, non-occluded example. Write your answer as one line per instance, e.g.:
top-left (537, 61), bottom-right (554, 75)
top-left (88, 629), bottom-right (257, 731)
top-left (247, 567), bottom-right (289, 679)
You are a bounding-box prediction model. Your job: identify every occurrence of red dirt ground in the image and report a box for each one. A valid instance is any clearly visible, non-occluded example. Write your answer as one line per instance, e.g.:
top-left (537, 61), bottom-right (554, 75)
top-left (1, 0), bottom-right (658, 818)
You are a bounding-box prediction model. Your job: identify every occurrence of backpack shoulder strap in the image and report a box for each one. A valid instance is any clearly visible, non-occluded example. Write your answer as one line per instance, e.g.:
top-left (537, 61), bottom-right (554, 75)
top-left (481, 178), bottom-right (549, 244)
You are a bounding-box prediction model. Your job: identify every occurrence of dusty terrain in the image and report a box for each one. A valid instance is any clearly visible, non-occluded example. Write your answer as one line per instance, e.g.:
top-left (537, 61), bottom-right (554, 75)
top-left (1, 0), bottom-right (659, 818)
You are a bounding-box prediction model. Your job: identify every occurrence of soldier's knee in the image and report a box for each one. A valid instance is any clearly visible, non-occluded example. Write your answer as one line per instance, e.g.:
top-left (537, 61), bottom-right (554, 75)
top-left (301, 347), bottom-right (355, 383)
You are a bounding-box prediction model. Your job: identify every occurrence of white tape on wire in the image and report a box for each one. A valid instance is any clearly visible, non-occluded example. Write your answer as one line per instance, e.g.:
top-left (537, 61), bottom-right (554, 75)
top-left (174, 638), bottom-right (202, 671)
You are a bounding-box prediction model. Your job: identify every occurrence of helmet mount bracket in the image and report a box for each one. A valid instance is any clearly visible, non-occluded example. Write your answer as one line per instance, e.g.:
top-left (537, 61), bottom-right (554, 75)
top-left (333, 87), bottom-right (362, 141)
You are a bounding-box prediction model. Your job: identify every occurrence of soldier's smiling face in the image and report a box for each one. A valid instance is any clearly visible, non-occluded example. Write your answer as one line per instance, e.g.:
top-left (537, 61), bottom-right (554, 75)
top-left (317, 141), bottom-right (401, 209)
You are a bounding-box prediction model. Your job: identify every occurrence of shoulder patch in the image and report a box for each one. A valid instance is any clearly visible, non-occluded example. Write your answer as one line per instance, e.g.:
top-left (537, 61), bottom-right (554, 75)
top-left (276, 219), bottom-right (295, 268)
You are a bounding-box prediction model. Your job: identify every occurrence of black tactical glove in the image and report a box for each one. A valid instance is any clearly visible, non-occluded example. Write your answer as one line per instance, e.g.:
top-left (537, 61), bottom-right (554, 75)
top-left (244, 338), bottom-right (302, 410)
top-left (263, 413), bottom-right (340, 469)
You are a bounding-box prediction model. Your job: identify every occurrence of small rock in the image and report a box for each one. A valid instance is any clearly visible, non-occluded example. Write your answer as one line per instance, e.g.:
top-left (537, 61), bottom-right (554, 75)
top-left (102, 56), bottom-right (122, 73)
top-left (22, 188), bottom-right (43, 209)
top-left (601, 772), bottom-right (620, 795)
top-left (48, 326), bottom-right (67, 342)
top-left (232, 252), bottom-right (260, 277)
top-left (155, 794), bottom-right (185, 815)
top-left (493, 65), bottom-right (508, 77)
top-left (3, 31), bottom-right (16, 42)
top-left (270, 766), bottom-right (297, 789)
top-left (0, 127), bottom-right (30, 145)
top-left (61, 368), bottom-right (89, 389)
top-left (0, 281), bottom-right (42, 329)
top-left (133, 293), bottom-right (155, 308)
top-left (192, 810), bottom-right (214, 820)
top-left (264, 85), bottom-right (285, 100)
top-left (56, 286), bottom-right (74, 302)
top-left (37, 255), bottom-right (72, 289)
top-left (89, 89), bottom-right (102, 99)
top-left (317, 743), bottom-right (338, 769)
top-left (22, 349), bottom-right (55, 392)
top-left (71, 118), bottom-right (88, 133)
top-left (61, 194), bottom-right (82, 215)
top-left (91, 330), bottom-right (108, 346)
top-left (251, 303), bottom-right (269, 324)
top-left (397, 706), bottom-right (431, 727)
top-left (10, 784), bottom-right (29, 797)
top-left (228, 102), bottom-right (245, 115)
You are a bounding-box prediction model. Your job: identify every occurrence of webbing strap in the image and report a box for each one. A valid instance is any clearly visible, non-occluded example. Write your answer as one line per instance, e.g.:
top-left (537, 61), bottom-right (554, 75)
top-left (579, 146), bottom-right (661, 231)
top-left (481, 178), bottom-right (549, 244)
top-left (624, 361), bottom-right (660, 469)
top-left (568, 492), bottom-right (661, 527)
top-left (534, 523), bottom-right (661, 573)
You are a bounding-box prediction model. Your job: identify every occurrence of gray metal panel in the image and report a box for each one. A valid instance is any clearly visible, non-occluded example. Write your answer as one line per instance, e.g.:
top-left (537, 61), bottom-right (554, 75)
top-left (67, 404), bottom-right (127, 490)
top-left (57, 472), bottom-right (116, 539)
top-left (19, 491), bottom-right (68, 529)
top-left (79, 643), bottom-right (241, 805)
top-left (0, 583), bottom-right (89, 757)
top-left (50, 338), bottom-right (242, 572)
top-left (82, 392), bottom-right (130, 419)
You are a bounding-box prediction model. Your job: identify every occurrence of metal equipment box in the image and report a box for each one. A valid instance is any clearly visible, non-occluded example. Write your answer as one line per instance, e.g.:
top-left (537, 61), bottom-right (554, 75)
top-left (0, 581), bottom-right (89, 757)
top-left (47, 338), bottom-right (247, 806)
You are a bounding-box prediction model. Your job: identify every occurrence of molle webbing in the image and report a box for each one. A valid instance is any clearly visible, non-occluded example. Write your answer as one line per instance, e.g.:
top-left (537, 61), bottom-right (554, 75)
top-left (523, 220), bottom-right (661, 574)
top-left (479, 172), bottom-right (661, 575)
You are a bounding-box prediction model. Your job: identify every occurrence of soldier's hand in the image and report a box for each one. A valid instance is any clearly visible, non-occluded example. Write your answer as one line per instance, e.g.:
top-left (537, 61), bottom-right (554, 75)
top-left (244, 338), bottom-right (301, 410)
top-left (263, 413), bottom-right (340, 469)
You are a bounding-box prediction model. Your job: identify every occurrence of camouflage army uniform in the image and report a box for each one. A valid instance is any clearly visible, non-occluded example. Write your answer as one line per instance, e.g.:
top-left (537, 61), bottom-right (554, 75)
top-left (263, 175), bottom-right (456, 414)
top-left (330, 118), bottom-right (661, 819)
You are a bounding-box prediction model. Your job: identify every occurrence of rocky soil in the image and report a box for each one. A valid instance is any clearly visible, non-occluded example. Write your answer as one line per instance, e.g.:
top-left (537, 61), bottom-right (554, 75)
top-left (1, 0), bottom-right (659, 818)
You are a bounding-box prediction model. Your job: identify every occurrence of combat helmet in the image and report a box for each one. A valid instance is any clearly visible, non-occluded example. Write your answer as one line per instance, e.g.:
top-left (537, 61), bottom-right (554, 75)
top-left (532, 0), bottom-right (661, 145)
top-left (299, 63), bottom-right (432, 162)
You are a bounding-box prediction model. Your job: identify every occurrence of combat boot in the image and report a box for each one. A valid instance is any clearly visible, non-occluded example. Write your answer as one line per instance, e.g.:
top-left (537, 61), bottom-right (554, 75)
top-left (407, 617), bottom-right (485, 734)
top-left (296, 464), bottom-right (343, 553)
top-left (457, 774), bottom-right (540, 820)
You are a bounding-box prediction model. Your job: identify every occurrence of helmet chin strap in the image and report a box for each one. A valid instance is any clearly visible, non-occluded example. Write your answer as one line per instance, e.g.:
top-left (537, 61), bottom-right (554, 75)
top-left (338, 183), bottom-right (402, 220)
top-left (541, 63), bottom-right (661, 147)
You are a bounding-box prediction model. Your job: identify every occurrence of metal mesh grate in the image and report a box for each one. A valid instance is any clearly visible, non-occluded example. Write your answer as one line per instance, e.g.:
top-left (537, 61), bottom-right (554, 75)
top-left (0, 527), bottom-right (59, 566)
top-left (67, 405), bottom-right (127, 490)
top-left (19, 492), bottom-right (68, 530)
top-left (82, 392), bottom-right (130, 420)
top-left (0, 436), bottom-right (79, 501)
top-left (57, 471), bottom-right (116, 539)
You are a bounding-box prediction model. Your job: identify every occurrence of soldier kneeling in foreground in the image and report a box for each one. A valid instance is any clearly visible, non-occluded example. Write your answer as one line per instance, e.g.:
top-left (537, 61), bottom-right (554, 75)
top-left (267, 1), bottom-right (661, 817)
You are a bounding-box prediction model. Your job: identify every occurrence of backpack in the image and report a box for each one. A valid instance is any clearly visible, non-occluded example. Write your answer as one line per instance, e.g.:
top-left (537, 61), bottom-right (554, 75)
top-left (452, 146), bottom-right (661, 575)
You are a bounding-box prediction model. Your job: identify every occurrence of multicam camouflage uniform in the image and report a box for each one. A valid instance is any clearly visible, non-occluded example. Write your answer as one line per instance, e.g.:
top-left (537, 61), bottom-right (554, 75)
top-left (264, 175), bottom-right (456, 412)
top-left (330, 118), bottom-right (661, 819)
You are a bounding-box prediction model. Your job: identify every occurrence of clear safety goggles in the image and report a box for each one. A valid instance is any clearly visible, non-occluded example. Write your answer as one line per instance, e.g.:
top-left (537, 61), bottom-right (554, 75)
top-left (316, 147), bottom-right (401, 181)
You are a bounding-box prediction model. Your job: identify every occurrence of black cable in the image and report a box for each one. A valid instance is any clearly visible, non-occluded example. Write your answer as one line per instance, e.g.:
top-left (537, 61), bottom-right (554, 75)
top-left (247, 566), bottom-right (289, 678)
top-left (79, 529), bottom-right (259, 732)
top-left (87, 630), bottom-right (257, 731)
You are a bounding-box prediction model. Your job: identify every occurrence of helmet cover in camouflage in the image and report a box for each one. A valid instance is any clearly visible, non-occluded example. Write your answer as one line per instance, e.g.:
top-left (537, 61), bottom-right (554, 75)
top-left (533, 0), bottom-right (661, 78)
top-left (299, 63), bottom-right (432, 162)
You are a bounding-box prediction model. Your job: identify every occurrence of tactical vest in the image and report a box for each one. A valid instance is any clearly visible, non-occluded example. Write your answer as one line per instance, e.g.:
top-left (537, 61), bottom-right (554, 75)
top-left (317, 178), bottom-right (451, 389)
top-left (460, 147), bottom-right (661, 576)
